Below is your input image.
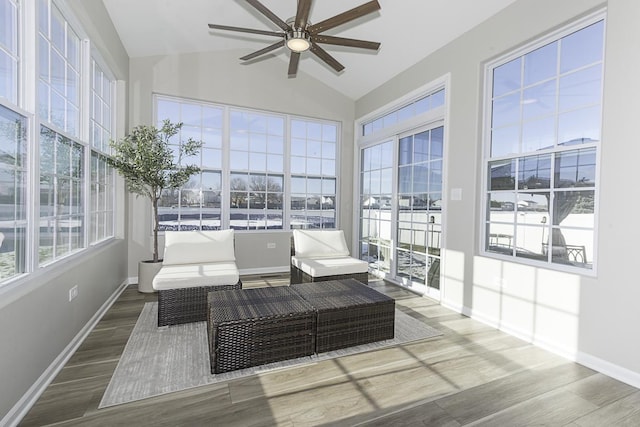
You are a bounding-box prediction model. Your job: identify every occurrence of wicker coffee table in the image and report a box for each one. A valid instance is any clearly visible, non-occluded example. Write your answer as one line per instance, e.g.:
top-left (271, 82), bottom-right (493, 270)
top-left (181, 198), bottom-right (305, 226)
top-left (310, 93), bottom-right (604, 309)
top-left (291, 278), bottom-right (395, 353)
top-left (207, 286), bottom-right (316, 374)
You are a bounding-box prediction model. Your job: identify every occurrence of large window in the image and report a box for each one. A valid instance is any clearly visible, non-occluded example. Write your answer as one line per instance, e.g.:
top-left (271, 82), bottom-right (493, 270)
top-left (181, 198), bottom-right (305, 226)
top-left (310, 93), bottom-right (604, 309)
top-left (155, 95), bottom-right (339, 231)
top-left (0, 105), bottom-right (26, 280)
top-left (39, 126), bottom-right (84, 264)
top-left (290, 118), bottom-right (337, 229)
top-left (229, 109), bottom-right (284, 230)
top-left (484, 18), bottom-right (604, 270)
top-left (156, 97), bottom-right (224, 231)
top-left (89, 59), bottom-right (115, 244)
top-left (0, 1), bottom-right (118, 286)
top-left (38, 0), bottom-right (81, 136)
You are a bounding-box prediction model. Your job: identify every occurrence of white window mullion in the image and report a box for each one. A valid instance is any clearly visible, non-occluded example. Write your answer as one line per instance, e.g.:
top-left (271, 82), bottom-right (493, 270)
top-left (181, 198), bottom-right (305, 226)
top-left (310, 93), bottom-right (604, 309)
top-left (80, 38), bottom-right (90, 249)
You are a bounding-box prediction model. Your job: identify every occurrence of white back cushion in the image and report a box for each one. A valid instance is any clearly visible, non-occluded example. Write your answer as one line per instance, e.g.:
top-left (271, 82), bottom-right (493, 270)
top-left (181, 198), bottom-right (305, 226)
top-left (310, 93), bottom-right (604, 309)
top-left (162, 230), bottom-right (235, 265)
top-left (293, 229), bottom-right (350, 258)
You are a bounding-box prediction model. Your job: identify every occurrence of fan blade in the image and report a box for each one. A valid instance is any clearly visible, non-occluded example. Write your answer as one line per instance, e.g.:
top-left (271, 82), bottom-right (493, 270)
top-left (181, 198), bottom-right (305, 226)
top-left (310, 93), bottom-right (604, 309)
top-left (245, 0), bottom-right (290, 32)
top-left (208, 24), bottom-right (282, 38)
top-left (240, 40), bottom-right (285, 61)
top-left (288, 52), bottom-right (301, 77)
top-left (295, 0), bottom-right (312, 29)
top-left (310, 43), bottom-right (344, 72)
top-left (308, 0), bottom-right (381, 34)
top-left (313, 35), bottom-right (380, 50)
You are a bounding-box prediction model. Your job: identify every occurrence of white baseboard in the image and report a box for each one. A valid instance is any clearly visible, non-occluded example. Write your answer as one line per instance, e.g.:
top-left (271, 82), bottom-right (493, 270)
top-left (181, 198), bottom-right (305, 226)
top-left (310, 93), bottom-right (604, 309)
top-left (440, 299), bottom-right (640, 390)
top-left (2, 280), bottom-right (129, 427)
top-left (239, 266), bottom-right (290, 276)
top-left (576, 351), bottom-right (640, 389)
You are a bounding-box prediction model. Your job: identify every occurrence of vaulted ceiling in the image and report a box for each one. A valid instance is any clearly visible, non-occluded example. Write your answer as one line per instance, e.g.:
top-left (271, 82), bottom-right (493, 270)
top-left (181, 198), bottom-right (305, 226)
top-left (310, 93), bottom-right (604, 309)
top-left (102, 0), bottom-right (518, 100)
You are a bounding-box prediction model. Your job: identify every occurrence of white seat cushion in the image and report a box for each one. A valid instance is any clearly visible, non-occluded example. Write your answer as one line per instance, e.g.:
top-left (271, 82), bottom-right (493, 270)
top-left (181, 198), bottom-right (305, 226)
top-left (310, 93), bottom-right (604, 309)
top-left (291, 256), bottom-right (368, 278)
top-left (162, 230), bottom-right (235, 266)
top-left (293, 229), bottom-right (350, 258)
top-left (152, 261), bottom-right (240, 290)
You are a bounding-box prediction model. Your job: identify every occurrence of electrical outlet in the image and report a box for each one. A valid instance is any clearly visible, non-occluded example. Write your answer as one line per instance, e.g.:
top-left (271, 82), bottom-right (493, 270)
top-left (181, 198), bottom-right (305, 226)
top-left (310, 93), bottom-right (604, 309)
top-left (69, 285), bottom-right (78, 302)
top-left (267, 242), bottom-right (276, 249)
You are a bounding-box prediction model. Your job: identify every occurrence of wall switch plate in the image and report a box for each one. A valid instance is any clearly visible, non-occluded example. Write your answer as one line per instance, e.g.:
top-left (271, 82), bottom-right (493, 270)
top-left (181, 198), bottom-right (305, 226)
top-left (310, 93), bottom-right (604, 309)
top-left (69, 285), bottom-right (78, 302)
top-left (267, 242), bottom-right (276, 249)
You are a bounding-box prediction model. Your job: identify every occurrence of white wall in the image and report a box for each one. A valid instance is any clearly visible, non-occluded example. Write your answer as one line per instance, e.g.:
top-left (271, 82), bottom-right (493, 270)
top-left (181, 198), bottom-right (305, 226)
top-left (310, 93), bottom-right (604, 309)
top-left (126, 50), bottom-right (356, 276)
top-left (357, 0), bottom-right (640, 386)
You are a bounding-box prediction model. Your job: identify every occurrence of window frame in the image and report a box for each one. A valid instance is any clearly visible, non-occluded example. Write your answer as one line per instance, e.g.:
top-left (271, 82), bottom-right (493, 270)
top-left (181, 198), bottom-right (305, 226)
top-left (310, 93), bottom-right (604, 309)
top-left (0, 0), bottom-right (119, 288)
top-left (480, 11), bottom-right (605, 275)
top-left (153, 94), bottom-right (341, 233)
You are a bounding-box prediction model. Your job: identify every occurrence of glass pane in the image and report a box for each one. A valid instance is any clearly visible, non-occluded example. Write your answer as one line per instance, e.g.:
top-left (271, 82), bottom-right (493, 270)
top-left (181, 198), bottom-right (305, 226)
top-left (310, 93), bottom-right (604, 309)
top-left (489, 159), bottom-right (516, 190)
top-left (518, 154), bottom-right (551, 189)
top-left (487, 222), bottom-right (515, 255)
top-left (268, 135), bottom-right (284, 154)
top-left (398, 165), bottom-right (411, 194)
top-left (514, 225), bottom-right (546, 261)
top-left (307, 158), bottom-right (321, 175)
top-left (559, 65), bottom-right (602, 112)
top-left (551, 227), bottom-right (593, 268)
top-left (430, 127), bottom-right (444, 159)
top-left (522, 80), bottom-right (556, 119)
top-left (157, 99), bottom-right (180, 122)
top-left (560, 21), bottom-right (604, 73)
top-left (267, 154), bottom-right (283, 173)
top-left (491, 125), bottom-right (520, 157)
top-left (553, 190), bottom-right (595, 225)
top-left (522, 116), bottom-right (555, 153)
top-left (487, 192), bottom-right (516, 221)
top-left (523, 42), bottom-right (557, 86)
top-left (291, 119), bottom-right (305, 138)
top-left (492, 92), bottom-right (521, 127)
top-left (380, 141), bottom-right (393, 168)
top-left (291, 138), bottom-right (306, 156)
top-left (230, 150), bottom-right (248, 170)
top-left (493, 58), bottom-right (521, 97)
top-left (554, 148), bottom-right (596, 188)
top-left (414, 131), bottom-right (429, 163)
top-left (399, 136), bottom-right (412, 165)
top-left (431, 89), bottom-right (445, 109)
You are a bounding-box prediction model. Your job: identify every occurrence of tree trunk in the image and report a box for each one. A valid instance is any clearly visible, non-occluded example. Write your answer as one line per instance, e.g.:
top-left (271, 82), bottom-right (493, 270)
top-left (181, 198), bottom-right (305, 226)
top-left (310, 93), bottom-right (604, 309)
top-left (152, 196), bottom-right (159, 262)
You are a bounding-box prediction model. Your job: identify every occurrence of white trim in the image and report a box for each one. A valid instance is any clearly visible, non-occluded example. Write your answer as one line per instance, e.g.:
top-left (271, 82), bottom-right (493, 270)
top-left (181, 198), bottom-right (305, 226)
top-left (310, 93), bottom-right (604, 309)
top-left (1, 279), bottom-right (129, 427)
top-left (576, 352), bottom-right (640, 390)
top-left (440, 299), bottom-right (640, 391)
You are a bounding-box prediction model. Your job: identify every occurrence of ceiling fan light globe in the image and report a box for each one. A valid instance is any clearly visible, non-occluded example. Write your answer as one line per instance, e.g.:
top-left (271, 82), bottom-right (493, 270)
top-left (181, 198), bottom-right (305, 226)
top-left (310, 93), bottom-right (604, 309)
top-left (286, 29), bottom-right (311, 52)
top-left (287, 37), bottom-right (310, 52)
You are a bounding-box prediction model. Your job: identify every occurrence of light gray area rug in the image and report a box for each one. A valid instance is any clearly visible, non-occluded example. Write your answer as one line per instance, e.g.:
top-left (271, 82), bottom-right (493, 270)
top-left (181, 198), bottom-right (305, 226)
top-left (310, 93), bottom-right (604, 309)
top-left (100, 302), bottom-right (442, 408)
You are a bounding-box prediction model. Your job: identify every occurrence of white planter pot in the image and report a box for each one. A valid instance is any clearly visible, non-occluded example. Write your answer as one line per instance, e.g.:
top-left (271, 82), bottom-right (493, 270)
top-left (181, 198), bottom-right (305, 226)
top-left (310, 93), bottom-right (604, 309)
top-left (138, 260), bottom-right (163, 293)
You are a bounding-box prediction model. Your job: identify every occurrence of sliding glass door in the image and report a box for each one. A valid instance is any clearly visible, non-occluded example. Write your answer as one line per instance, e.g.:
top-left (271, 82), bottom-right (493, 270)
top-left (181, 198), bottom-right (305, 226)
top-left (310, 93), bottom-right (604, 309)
top-left (359, 126), bottom-right (444, 298)
top-left (396, 127), bottom-right (443, 296)
top-left (359, 140), bottom-right (394, 275)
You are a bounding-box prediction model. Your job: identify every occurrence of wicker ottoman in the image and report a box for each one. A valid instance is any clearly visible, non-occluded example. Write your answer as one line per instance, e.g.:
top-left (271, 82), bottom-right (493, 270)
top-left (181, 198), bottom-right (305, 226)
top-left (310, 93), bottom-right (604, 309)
top-left (207, 286), bottom-right (317, 374)
top-left (291, 278), bottom-right (395, 353)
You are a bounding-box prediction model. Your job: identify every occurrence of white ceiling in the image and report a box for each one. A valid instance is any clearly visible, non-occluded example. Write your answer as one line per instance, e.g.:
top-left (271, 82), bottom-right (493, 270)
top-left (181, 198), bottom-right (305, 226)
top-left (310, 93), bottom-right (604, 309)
top-left (102, 0), bottom-right (517, 100)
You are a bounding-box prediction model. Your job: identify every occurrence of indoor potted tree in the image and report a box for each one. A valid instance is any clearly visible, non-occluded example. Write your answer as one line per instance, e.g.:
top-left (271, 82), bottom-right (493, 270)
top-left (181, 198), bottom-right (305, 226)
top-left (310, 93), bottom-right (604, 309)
top-left (108, 119), bottom-right (202, 292)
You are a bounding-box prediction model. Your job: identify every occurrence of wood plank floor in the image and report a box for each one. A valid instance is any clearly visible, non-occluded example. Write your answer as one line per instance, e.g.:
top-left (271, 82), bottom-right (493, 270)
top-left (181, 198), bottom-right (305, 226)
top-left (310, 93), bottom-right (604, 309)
top-left (19, 275), bottom-right (640, 426)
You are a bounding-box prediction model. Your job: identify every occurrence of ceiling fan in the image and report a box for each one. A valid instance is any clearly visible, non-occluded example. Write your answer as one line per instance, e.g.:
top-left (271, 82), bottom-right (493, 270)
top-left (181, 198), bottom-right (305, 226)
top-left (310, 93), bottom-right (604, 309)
top-left (208, 0), bottom-right (381, 77)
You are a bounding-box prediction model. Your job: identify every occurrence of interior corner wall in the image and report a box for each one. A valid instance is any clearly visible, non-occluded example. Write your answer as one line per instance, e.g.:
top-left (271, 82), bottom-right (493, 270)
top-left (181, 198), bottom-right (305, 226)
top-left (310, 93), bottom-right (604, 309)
top-left (126, 50), bottom-right (356, 277)
top-left (356, 0), bottom-right (640, 387)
